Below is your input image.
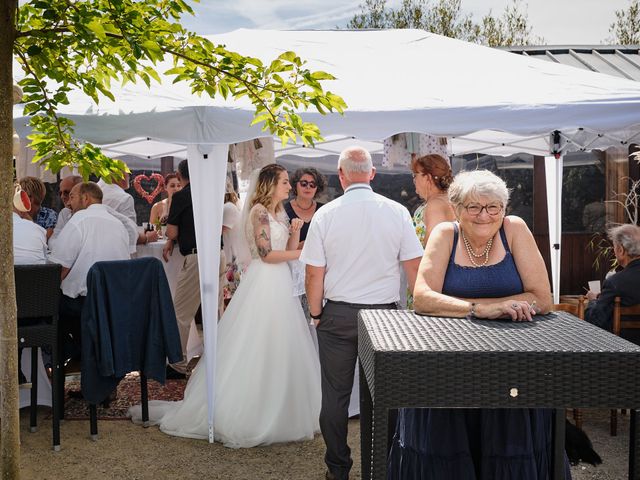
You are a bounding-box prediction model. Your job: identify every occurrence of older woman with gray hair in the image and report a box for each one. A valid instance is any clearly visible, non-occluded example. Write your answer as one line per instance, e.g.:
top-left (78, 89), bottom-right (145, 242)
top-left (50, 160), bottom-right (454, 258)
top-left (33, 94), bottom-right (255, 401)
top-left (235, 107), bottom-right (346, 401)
top-left (585, 224), bottom-right (640, 338)
top-left (387, 170), bottom-right (569, 479)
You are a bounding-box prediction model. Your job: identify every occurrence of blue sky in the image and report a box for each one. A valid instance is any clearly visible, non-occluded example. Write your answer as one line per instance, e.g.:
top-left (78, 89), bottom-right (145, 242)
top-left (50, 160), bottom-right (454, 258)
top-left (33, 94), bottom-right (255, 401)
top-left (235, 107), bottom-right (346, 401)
top-left (182, 0), bottom-right (631, 45)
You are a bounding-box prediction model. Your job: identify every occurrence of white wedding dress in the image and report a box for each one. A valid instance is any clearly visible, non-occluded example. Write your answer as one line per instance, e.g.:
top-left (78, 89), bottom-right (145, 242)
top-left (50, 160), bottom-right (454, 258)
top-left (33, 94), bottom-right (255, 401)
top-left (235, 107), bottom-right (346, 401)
top-left (130, 211), bottom-right (321, 447)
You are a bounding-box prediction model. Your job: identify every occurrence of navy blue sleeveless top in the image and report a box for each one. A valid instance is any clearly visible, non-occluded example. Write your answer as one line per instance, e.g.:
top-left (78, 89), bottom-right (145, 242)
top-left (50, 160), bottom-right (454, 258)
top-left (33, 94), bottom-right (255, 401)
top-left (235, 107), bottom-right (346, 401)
top-left (442, 223), bottom-right (524, 298)
top-left (284, 201), bottom-right (324, 242)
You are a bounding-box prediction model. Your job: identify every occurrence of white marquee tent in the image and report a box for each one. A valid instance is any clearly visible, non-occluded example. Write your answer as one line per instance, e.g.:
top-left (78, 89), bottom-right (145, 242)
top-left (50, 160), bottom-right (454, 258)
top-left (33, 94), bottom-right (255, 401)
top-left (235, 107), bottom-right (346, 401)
top-left (13, 28), bottom-right (640, 442)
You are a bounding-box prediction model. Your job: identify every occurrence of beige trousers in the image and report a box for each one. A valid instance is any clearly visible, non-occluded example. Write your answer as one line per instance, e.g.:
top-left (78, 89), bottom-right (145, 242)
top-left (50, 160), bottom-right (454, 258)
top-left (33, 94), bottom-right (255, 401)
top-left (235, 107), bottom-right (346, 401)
top-left (170, 253), bottom-right (201, 374)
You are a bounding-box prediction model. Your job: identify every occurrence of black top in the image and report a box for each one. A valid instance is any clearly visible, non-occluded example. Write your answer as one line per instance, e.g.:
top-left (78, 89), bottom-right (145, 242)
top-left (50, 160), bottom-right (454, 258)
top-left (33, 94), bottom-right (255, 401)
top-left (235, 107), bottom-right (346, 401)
top-left (284, 200), bottom-right (324, 242)
top-left (585, 258), bottom-right (640, 343)
top-left (166, 183), bottom-right (197, 256)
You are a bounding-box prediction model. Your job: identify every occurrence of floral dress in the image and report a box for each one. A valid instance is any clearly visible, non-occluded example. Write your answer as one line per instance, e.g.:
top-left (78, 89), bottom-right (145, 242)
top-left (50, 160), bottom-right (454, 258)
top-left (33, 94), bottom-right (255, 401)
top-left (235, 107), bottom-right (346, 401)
top-left (407, 203), bottom-right (427, 309)
top-left (413, 203), bottom-right (427, 246)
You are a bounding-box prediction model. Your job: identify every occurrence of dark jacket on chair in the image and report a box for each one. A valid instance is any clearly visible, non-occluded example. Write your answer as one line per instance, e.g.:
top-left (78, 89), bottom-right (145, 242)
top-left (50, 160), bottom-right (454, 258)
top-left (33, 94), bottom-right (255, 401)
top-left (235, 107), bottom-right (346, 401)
top-left (81, 257), bottom-right (183, 404)
top-left (585, 258), bottom-right (640, 342)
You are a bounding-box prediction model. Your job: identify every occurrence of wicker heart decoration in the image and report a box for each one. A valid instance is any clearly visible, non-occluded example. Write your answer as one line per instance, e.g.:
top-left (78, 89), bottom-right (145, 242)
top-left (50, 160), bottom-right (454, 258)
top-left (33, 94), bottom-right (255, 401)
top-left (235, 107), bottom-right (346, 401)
top-left (133, 173), bottom-right (165, 204)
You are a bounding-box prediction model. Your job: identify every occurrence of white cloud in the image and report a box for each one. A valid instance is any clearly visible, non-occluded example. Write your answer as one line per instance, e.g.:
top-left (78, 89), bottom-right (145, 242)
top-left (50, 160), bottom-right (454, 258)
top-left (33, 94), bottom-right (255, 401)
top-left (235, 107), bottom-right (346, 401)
top-left (184, 0), bottom-right (633, 44)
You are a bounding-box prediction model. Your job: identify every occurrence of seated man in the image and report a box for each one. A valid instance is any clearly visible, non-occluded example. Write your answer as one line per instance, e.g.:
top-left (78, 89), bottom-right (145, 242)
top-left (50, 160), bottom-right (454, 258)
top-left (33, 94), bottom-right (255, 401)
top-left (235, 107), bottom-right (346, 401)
top-left (585, 224), bottom-right (640, 342)
top-left (49, 182), bottom-right (131, 361)
top-left (13, 202), bottom-right (47, 265)
top-left (52, 174), bottom-right (156, 252)
top-left (49, 174), bottom-right (83, 247)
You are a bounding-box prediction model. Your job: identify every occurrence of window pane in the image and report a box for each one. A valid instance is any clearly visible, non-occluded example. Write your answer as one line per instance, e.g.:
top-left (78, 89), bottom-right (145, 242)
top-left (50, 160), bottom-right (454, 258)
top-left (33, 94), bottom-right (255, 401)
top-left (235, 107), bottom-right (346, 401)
top-left (562, 152), bottom-right (606, 234)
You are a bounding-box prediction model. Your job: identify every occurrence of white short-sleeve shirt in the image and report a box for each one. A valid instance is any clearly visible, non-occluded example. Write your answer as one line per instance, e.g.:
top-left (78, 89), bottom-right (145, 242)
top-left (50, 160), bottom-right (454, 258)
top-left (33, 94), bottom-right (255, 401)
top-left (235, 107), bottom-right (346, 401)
top-left (300, 183), bottom-right (423, 304)
top-left (97, 179), bottom-right (137, 225)
top-left (13, 213), bottom-right (47, 265)
top-left (49, 204), bottom-right (130, 298)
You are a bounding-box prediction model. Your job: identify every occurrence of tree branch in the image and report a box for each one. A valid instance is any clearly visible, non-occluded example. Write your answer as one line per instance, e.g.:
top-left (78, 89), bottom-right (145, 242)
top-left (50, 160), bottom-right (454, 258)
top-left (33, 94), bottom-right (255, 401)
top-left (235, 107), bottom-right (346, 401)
top-left (15, 26), bottom-right (71, 38)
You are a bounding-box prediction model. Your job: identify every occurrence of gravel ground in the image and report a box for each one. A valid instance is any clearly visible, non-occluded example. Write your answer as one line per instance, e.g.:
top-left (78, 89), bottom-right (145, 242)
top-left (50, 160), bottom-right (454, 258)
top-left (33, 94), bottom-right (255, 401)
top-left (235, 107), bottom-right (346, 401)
top-left (18, 408), bottom-right (627, 479)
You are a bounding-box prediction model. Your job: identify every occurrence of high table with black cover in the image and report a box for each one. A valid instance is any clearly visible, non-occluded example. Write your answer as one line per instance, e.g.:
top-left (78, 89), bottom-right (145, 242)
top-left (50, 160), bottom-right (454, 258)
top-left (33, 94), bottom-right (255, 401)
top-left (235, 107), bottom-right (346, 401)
top-left (358, 310), bottom-right (640, 480)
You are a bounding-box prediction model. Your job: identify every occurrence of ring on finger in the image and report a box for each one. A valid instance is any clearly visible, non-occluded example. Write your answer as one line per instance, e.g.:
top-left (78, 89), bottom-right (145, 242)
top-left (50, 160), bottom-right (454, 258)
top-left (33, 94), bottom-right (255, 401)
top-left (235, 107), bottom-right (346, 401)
top-left (511, 303), bottom-right (519, 309)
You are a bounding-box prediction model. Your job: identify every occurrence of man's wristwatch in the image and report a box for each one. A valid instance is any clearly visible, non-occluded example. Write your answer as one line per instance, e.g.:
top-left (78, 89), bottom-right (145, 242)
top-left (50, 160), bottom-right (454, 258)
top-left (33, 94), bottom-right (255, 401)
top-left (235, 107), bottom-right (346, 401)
top-left (310, 311), bottom-right (323, 320)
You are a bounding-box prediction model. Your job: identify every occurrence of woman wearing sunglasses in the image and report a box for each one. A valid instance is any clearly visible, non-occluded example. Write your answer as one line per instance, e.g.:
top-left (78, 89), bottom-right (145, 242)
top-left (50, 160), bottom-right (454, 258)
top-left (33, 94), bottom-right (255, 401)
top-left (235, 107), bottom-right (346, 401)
top-left (285, 168), bottom-right (327, 331)
top-left (284, 168), bottom-right (327, 244)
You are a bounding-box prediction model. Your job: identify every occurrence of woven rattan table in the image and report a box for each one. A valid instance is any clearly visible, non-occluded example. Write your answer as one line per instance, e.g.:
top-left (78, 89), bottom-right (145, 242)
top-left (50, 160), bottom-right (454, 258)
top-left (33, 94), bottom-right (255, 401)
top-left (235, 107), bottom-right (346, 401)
top-left (358, 309), bottom-right (640, 480)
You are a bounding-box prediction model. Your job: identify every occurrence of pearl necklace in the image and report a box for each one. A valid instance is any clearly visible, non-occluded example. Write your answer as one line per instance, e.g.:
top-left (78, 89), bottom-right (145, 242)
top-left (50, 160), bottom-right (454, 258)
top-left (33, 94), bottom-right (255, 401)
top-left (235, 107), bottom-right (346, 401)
top-left (461, 228), bottom-right (493, 267)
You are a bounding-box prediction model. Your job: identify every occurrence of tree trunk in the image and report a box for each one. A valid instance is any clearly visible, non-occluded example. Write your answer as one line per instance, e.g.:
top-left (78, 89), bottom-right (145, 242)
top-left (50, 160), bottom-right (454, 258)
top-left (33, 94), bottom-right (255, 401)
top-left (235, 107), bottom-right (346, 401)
top-left (0, 0), bottom-right (20, 478)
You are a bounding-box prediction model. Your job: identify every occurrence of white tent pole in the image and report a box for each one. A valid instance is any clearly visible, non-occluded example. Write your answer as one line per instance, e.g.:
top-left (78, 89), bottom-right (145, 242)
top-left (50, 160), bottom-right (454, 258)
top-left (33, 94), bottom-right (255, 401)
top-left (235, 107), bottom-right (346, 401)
top-left (187, 143), bottom-right (228, 443)
top-left (544, 154), bottom-right (563, 304)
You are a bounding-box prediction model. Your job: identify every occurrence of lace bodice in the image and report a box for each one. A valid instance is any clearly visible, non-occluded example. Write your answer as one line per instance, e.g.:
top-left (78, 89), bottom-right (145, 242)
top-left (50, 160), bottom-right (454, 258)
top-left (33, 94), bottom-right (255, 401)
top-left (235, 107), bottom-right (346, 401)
top-left (245, 205), bottom-right (290, 260)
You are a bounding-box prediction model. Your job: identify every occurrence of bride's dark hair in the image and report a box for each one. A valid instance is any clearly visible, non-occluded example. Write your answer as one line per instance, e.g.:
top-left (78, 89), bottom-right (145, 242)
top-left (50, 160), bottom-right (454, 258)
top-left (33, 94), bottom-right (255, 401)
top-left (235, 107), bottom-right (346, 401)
top-left (250, 164), bottom-right (287, 212)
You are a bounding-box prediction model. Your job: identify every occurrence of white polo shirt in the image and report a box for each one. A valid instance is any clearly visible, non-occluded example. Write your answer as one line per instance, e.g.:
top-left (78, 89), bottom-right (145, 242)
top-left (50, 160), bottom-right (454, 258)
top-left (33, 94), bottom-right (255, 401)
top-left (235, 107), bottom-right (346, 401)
top-left (13, 213), bottom-right (47, 265)
top-left (49, 203), bottom-right (130, 298)
top-left (300, 183), bottom-right (423, 304)
top-left (97, 179), bottom-right (137, 225)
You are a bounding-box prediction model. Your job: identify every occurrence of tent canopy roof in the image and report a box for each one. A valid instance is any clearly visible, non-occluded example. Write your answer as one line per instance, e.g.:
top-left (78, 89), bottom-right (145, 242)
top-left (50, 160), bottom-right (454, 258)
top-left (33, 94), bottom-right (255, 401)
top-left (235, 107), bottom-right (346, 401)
top-left (13, 28), bottom-right (640, 156)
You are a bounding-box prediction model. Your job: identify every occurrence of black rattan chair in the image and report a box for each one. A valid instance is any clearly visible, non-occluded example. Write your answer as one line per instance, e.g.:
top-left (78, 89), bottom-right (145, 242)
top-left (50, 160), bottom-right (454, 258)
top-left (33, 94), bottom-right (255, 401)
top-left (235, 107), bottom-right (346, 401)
top-left (15, 263), bottom-right (62, 451)
top-left (610, 296), bottom-right (640, 436)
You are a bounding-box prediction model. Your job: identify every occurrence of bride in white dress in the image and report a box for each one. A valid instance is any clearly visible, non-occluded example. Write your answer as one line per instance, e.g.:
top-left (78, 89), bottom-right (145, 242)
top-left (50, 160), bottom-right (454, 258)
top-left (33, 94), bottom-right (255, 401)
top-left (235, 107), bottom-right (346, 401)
top-left (132, 164), bottom-right (321, 447)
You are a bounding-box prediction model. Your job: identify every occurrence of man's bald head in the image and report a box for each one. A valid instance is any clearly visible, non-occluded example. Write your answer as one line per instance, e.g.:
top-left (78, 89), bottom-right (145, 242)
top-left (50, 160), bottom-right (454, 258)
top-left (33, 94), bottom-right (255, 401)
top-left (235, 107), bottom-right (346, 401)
top-left (337, 146), bottom-right (376, 188)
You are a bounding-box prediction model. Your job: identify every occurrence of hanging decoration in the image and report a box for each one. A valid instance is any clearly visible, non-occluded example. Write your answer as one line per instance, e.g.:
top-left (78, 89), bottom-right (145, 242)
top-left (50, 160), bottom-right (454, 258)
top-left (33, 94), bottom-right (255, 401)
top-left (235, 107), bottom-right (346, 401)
top-left (231, 137), bottom-right (275, 180)
top-left (382, 133), bottom-right (449, 168)
top-left (133, 173), bottom-right (165, 204)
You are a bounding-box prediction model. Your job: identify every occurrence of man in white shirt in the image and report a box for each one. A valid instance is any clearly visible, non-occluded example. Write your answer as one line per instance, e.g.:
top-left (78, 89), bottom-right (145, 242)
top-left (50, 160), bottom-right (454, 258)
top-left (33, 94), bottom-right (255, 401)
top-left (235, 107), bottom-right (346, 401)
top-left (54, 174), bottom-right (155, 253)
top-left (97, 172), bottom-right (137, 224)
top-left (49, 181), bottom-right (130, 360)
top-left (49, 175), bottom-right (82, 247)
top-left (301, 146), bottom-right (423, 480)
top-left (13, 208), bottom-right (47, 265)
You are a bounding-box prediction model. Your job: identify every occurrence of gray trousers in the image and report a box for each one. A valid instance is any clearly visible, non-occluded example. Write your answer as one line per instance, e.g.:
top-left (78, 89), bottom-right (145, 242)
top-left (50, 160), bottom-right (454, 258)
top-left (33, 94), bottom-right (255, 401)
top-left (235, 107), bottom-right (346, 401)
top-left (317, 301), bottom-right (396, 480)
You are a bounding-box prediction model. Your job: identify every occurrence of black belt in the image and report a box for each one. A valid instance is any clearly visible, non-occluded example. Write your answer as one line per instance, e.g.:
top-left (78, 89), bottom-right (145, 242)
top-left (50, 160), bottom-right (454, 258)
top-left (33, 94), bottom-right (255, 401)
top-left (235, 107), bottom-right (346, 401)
top-left (326, 299), bottom-right (397, 309)
top-left (185, 248), bottom-right (197, 255)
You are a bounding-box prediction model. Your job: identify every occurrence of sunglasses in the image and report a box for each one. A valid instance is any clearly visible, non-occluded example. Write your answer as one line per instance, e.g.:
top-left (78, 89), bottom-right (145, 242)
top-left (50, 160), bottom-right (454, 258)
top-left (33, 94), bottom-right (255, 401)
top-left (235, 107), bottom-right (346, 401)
top-left (298, 180), bottom-right (317, 188)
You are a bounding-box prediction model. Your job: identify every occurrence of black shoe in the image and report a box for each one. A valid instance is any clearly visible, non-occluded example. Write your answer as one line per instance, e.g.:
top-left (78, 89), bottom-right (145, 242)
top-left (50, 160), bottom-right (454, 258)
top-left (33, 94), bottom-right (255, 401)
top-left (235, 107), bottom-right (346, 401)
top-left (165, 366), bottom-right (186, 380)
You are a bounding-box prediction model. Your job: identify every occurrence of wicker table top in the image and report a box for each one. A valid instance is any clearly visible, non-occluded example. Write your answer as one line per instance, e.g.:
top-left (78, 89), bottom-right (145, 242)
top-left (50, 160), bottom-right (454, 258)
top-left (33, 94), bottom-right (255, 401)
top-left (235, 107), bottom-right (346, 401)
top-left (358, 309), bottom-right (640, 480)
top-left (358, 310), bottom-right (640, 409)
